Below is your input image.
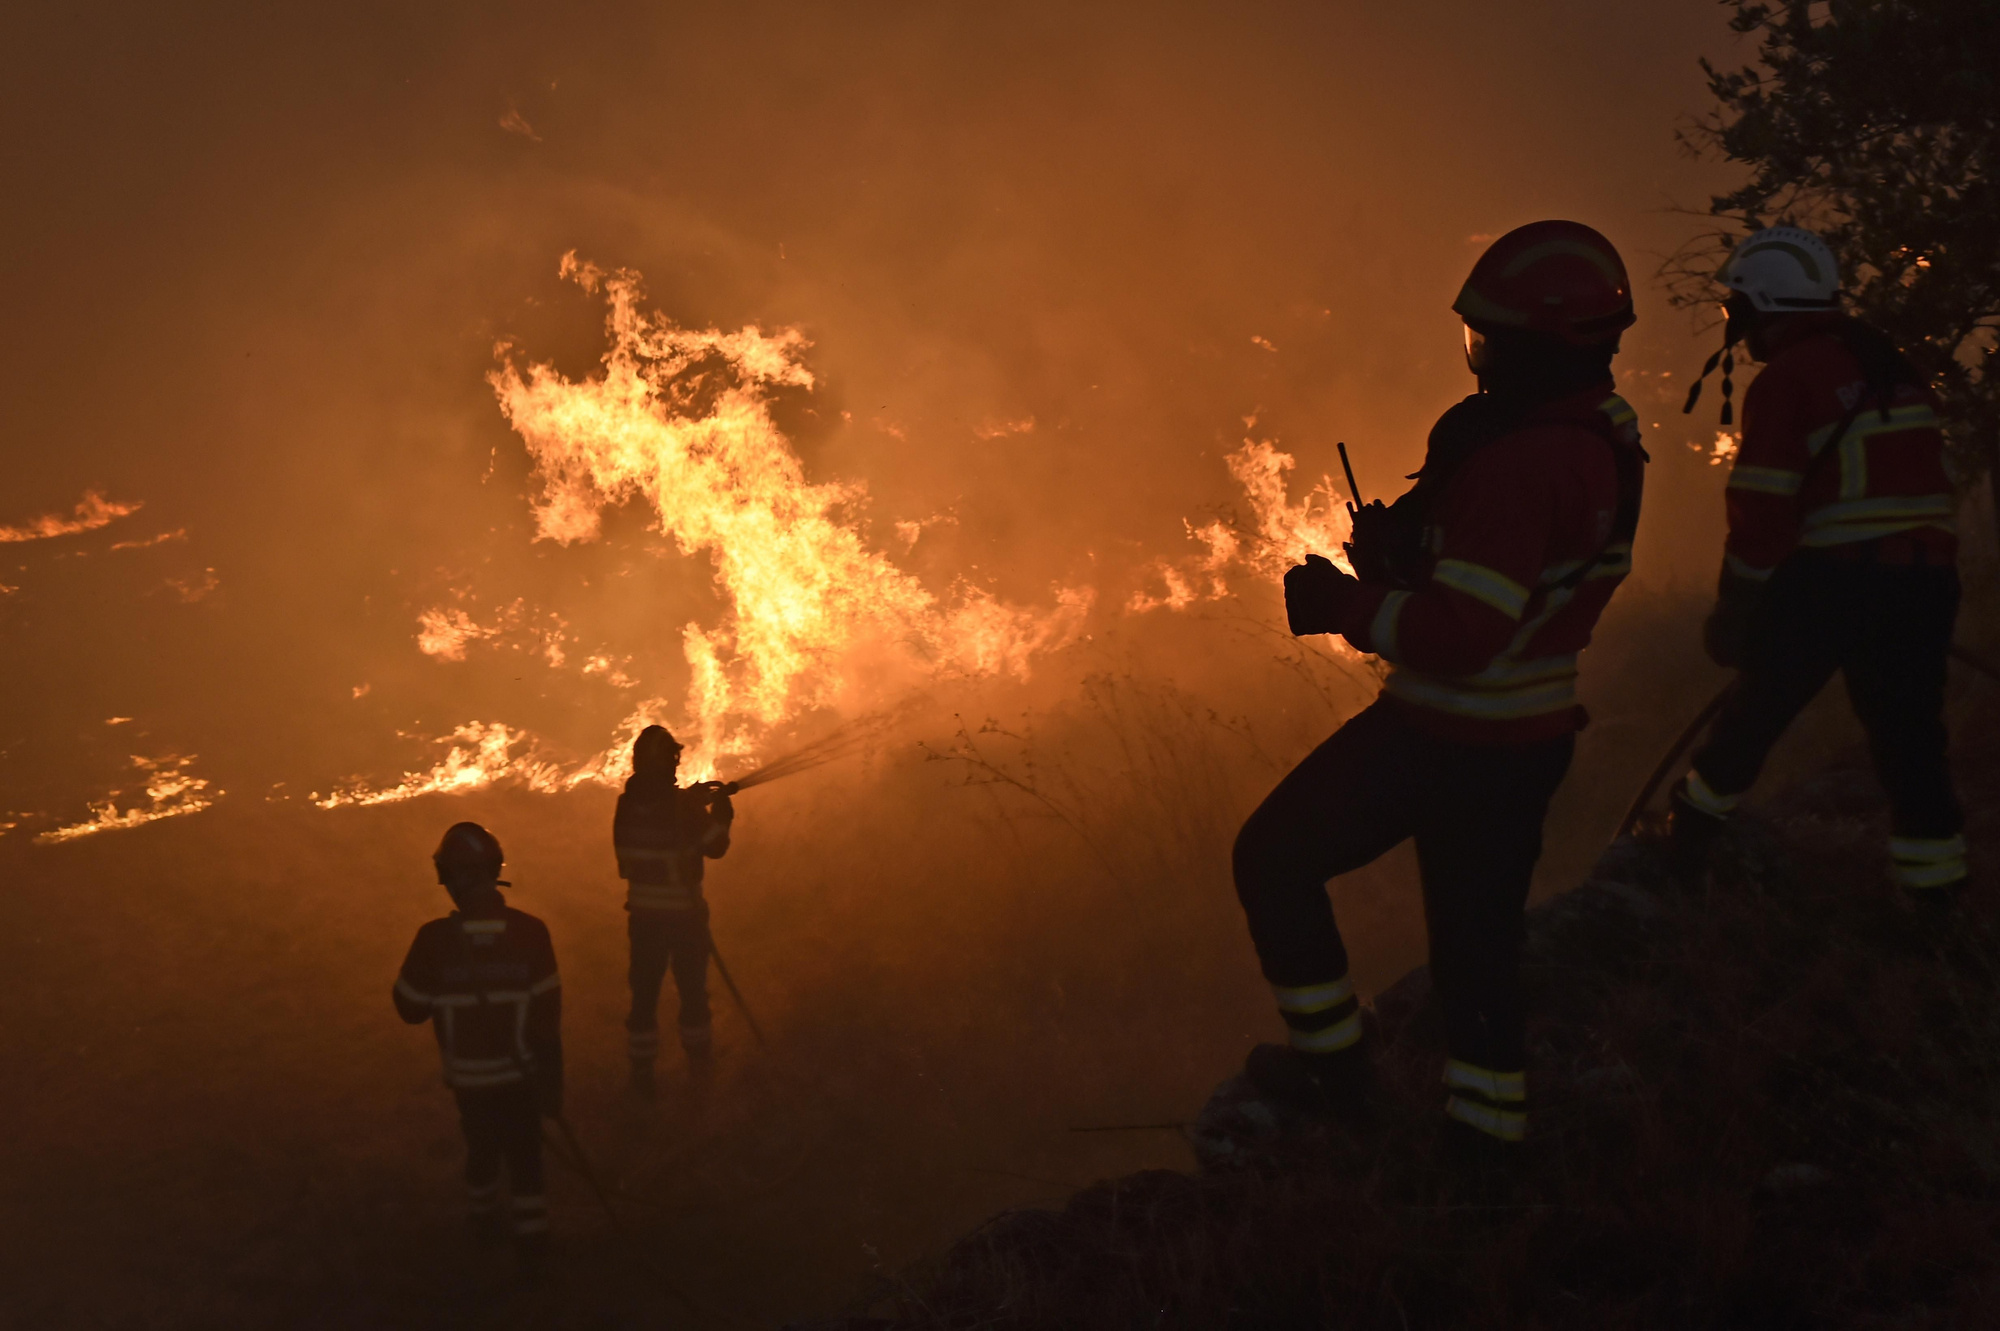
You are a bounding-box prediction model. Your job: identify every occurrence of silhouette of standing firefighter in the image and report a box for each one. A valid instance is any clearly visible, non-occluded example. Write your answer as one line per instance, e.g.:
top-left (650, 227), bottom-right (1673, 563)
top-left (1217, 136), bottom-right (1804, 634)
top-left (393, 822), bottom-right (563, 1268)
top-left (1671, 225), bottom-right (1966, 901)
top-left (614, 724), bottom-right (735, 1093)
top-left (1235, 220), bottom-right (1647, 1155)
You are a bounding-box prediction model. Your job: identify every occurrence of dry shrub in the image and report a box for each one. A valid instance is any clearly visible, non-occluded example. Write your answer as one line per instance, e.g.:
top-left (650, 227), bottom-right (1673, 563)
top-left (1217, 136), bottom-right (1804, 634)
top-left (805, 715), bottom-right (2000, 1330)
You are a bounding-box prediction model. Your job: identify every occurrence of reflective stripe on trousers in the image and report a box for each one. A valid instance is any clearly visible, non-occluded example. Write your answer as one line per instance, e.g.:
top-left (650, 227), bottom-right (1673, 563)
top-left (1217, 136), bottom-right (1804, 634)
top-left (1444, 1059), bottom-right (1527, 1142)
top-left (1270, 975), bottom-right (1360, 1054)
top-left (1890, 833), bottom-right (1968, 889)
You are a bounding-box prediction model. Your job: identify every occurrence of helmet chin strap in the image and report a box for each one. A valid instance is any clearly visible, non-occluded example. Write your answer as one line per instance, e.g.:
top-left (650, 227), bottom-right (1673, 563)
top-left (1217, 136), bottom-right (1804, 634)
top-left (1683, 296), bottom-right (1758, 425)
top-left (1681, 338), bottom-right (1737, 425)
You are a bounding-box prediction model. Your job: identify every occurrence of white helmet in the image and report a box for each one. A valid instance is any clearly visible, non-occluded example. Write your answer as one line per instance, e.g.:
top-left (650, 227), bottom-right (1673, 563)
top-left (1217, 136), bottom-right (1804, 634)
top-left (1722, 226), bottom-right (1841, 313)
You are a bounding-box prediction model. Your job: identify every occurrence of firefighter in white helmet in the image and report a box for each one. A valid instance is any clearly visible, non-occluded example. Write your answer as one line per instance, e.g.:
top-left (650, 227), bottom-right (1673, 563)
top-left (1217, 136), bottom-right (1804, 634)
top-left (1675, 226), bottom-right (1965, 899)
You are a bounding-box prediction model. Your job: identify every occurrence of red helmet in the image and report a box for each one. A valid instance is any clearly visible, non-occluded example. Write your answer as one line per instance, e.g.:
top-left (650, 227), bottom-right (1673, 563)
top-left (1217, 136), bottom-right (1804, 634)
top-left (1453, 220), bottom-right (1635, 346)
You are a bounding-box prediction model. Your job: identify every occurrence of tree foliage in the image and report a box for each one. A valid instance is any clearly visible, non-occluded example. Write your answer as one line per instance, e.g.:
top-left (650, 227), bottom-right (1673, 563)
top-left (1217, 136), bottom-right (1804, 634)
top-left (1672, 0), bottom-right (2000, 477)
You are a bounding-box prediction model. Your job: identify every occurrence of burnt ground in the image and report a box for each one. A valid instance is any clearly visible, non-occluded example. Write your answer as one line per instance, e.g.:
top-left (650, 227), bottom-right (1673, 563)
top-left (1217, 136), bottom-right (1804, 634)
top-left (801, 732), bottom-right (2000, 1329)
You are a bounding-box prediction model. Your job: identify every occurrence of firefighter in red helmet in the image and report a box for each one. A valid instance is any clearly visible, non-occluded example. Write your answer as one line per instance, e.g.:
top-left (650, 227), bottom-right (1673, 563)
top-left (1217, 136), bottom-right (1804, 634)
top-left (1671, 226), bottom-right (1965, 899)
top-left (614, 725), bottom-right (734, 1093)
top-left (1234, 220), bottom-right (1647, 1154)
top-left (393, 822), bottom-right (563, 1268)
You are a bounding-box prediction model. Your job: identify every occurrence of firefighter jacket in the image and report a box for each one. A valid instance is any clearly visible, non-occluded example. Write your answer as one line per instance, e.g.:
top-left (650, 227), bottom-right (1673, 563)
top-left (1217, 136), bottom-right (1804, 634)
top-left (393, 903), bottom-right (563, 1094)
top-left (1334, 384), bottom-right (1644, 744)
top-left (613, 776), bottom-right (732, 913)
top-left (1723, 316), bottom-right (1956, 582)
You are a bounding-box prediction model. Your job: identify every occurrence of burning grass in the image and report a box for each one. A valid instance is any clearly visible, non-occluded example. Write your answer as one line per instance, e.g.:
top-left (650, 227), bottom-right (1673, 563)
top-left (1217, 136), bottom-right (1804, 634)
top-left (802, 735), bottom-right (2000, 1330)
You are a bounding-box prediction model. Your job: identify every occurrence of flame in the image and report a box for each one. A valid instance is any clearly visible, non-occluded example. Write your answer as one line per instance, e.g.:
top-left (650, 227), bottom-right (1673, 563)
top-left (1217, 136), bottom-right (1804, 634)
top-left (110, 528), bottom-right (188, 551)
top-left (312, 700), bottom-right (699, 809)
top-left (313, 722), bottom-right (565, 808)
top-left (581, 654), bottom-right (638, 688)
top-left (36, 755), bottom-right (218, 844)
top-left (973, 416), bottom-right (1036, 440)
top-left (469, 252), bottom-right (1090, 777)
top-left (165, 569), bottom-right (219, 602)
top-left (0, 490), bottom-right (142, 544)
top-left (1689, 430), bottom-right (1740, 467)
top-left (415, 599), bottom-right (569, 666)
top-left (1132, 435), bottom-right (1350, 612)
top-left (415, 608), bottom-right (496, 660)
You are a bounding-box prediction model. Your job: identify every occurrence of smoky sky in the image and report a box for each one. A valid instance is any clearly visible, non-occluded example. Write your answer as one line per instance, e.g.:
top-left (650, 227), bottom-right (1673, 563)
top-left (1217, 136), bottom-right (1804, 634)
top-left (1, 1), bottom-right (1747, 817)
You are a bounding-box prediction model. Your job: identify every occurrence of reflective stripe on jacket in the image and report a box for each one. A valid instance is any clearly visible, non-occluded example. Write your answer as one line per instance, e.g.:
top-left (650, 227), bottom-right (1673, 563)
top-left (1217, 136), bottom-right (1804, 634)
top-left (393, 906), bottom-right (563, 1092)
top-left (614, 779), bottom-right (731, 912)
top-left (1339, 387), bottom-right (1643, 743)
top-left (1724, 320), bottom-right (1956, 580)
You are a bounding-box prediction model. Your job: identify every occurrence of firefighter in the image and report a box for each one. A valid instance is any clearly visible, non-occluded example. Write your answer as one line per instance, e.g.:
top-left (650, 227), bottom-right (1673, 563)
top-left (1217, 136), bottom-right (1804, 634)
top-left (1671, 226), bottom-right (1965, 900)
top-left (393, 822), bottom-right (563, 1265)
top-left (1234, 220), bottom-right (1647, 1152)
top-left (615, 725), bottom-right (734, 1093)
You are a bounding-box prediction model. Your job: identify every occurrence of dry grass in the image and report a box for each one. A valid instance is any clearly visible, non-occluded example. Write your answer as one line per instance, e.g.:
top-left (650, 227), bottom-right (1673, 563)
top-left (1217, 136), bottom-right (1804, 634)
top-left (806, 718), bottom-right (2000, 1330)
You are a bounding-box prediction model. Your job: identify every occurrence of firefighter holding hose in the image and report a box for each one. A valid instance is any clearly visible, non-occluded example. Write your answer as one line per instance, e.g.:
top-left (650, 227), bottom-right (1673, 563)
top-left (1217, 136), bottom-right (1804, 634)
top-left (1671, 226), bottom-right (1965, 900)
top-left (1235, 221), bottom-right (1647, 1155)
top-left (393, 822), bottom-right (563, 1267)
top-left (615, 724), bottom-right (734, 1093)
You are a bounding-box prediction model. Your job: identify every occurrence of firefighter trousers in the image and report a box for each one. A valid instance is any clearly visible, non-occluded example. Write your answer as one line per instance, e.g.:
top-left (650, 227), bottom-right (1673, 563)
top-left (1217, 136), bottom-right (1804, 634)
top-left (626, 903), bottom-right (711, 1059)
top-left (1690, 549), bottom-right (1962, 844)
top-left (1233, 700), bottom-right (1574, 1079)
top-left (454, 1082), bottom-right (546, 1239)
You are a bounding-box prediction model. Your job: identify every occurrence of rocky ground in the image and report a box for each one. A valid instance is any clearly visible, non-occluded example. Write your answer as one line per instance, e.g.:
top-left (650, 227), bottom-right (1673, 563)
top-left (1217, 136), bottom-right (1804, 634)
top-left (796, 733), bottom-right (2000, 1329)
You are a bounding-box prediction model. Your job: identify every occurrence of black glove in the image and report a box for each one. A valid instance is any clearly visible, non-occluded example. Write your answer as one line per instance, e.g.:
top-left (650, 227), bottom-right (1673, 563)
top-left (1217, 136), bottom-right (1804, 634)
top-left (1703, 570), bottom-right (1763, 669)
top-left (710, 791), bottom-right (735, 823)
top-left (1283, 553), bottom-right (1358, 636)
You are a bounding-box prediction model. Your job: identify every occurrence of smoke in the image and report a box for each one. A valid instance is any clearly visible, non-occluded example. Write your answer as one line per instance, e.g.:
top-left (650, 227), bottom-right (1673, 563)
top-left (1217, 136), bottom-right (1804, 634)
top-left (1, 7), bottom-right (1837, 1323)
top-left (0, 5), bottom-right (1749, 811)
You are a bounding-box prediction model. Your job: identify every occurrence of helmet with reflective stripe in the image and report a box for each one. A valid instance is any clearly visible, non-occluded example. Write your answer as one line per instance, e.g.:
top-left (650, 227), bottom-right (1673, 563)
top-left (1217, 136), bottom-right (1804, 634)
top-left (1721, 225), bottom-right (1840, 313)
top-left (632, 724), bottom-right (683, 776)
top-left (434, 821), bottom-right (505, 886)
top-left (1453, 220), bottom-right (1635, 346)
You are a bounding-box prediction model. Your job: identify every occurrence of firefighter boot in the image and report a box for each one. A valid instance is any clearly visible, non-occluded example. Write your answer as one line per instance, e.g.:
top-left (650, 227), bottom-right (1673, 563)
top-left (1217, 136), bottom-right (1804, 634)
top-left (1244, 1042), bottom-right (1376, 1131)
top-left (627, 1026), bottom-right (660, 1097)
top-left (679, 1021), bottom-right (713, 1063)
top-left (464, 1177), bottom-right (506, 1249)
top-left (1440, 1117), bottom-right (1527, 1204)
top-left (1906, 880), bottom-right (1967, 912)
top-left (465, 1209), bottom-right (507, 1250)
top-left (513, 1192), bottom-right (552, 1280)
top-left (516, 1232), bottom-right (551, 1282)
top-left (1666, 791), bottom-right (1727, 876)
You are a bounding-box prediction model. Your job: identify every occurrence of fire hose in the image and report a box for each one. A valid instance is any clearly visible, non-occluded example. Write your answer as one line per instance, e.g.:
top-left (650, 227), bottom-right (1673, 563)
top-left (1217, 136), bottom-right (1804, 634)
top-left (1613, 643), bottom-right (2000, 840)
top-left (706, 930), bottom-right (767, 1047)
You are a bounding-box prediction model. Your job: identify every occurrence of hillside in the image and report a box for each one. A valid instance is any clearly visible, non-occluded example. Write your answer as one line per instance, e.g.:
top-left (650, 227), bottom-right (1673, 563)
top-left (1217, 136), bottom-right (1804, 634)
top-left (797, 733), bottom-right (2000, 1330)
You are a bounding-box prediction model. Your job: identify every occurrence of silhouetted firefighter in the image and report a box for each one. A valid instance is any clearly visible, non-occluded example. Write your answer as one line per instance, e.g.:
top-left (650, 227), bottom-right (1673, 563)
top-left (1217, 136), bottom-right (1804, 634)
top-left (1234, 221), bottom-right (1647, 1154)
top-left (393, 822), bottom-right (563, 1267)
top-left (615, 724), bottom-right (734, 1092)
top-left (1673, 226), bottom-right (1965, 900)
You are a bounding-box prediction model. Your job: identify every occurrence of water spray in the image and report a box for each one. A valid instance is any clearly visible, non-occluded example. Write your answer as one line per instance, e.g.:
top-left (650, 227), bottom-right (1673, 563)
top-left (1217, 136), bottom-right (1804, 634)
top-left (696, 708), bottom-right (901, 797)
